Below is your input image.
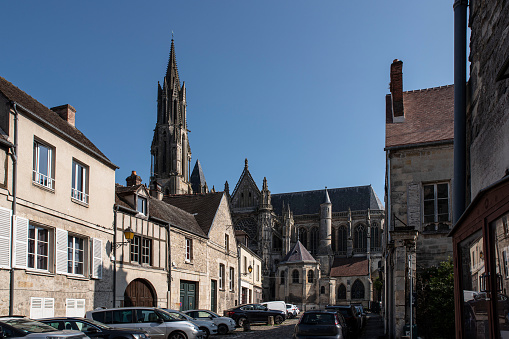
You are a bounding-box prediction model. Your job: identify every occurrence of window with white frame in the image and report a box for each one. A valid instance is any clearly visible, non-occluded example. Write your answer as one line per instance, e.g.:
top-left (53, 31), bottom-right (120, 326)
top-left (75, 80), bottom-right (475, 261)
top-left (219, 264), bottom-right (225, 290)
top-left (72, 160), bottom-right (89, 204)
top-left (68, 235), bottom-right (85, 275)
top-left (185, 238), bottom-right (192, 262)
top-left (423, 183), bottom-right (450, 223)
top-left (33, 140), bottom-right (54, 189)
top-left (229, 267), bottom-right (234, 291)
top-left (28, 224), bottom-right (49, 271)
top-left (137, 196), bottom-right (147, 215)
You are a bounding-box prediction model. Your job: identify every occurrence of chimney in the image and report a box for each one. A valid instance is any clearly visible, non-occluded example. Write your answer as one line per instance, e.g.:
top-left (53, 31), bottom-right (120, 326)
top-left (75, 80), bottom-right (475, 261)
top-left (51, 104), bottom-right (76, 127)
top-left (149, 180), bottom-right (163, 200)
top-left (126, 171), bottom-right (142, 187)
top-left (390, 59), bottom-right (404, 121)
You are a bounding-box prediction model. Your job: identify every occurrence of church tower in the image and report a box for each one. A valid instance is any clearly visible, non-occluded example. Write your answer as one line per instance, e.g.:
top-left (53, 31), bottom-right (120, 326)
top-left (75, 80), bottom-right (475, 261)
top-left (150, 39), bottom-right (192, 195)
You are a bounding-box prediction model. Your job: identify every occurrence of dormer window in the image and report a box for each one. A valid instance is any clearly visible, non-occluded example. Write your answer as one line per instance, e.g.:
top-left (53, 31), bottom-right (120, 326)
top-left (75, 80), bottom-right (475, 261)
top-left (137, 196), bottom-right (147, 215)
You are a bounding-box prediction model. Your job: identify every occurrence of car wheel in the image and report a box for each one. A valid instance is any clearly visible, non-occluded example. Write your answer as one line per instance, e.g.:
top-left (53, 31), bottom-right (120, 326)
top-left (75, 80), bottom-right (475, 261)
top-left (237, 317), bottom-right (247, 327)
top-left (274, 315), bottom-right (284, 324)
top-left (199, 327), bottom-right (209, 339)
top-left (217, 324), bottom-right (229, 335)
top-left (168, 331), bottom-right (187, 339)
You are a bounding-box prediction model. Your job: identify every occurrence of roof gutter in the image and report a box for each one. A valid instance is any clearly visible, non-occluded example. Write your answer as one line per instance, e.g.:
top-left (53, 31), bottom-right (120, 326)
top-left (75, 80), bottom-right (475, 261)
top-left (453, 0), bottom-right (468, 224)
top-left (384, 139), bottom-right (453, 152)
top-left (12, 101), bottom-right (118, 170)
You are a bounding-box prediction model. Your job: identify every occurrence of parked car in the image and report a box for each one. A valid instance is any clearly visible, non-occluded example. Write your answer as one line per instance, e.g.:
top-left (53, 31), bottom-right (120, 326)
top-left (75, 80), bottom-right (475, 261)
top-left (160, 309), bottom-right (217, 339)
top-left (0, 317), bottom-right (88, 339)
top-left (39, 317), bottom-right (149, 339)
top-left (261, 301), bottom-right (288, 317)
top-left (85, 307), bottom-right (204, 339)
top-left (286, 304), bottom-right (300, 318)
top-left (352, 305), bottom-right (366, 328)
top-left (293, 310), bottom-right (344, 339)
top-left (224, 303), bottom-right (286, 327)
top-left (324, 305), bottom-right (360, 338)
top-left (183, 310), bottom-right (236, 335)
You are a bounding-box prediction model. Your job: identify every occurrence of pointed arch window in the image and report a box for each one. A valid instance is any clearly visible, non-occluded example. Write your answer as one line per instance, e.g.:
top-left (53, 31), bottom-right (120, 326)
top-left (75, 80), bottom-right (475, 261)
top-left (351, 279), bottom-right (365, 299)
top-left (280, 271), bottom-right (285, 285)
top-left (354, 224), bottom-right (367, 253)
top-left (307, 270), bottom-right (314, 283)
top-left (310, 227), bottom-right (319, 255)
top-left (371, 223), bottom-right (380, 251)
top-left (338, 226), bottom-right (347, 254)
top-left (292, 269), bottom-right (299, 283)
top-left (331, 227), bottom-right (337, 252)
top-left (337, 284), bottom-right (346, 300)
top-left (298, 228), bottom-right (308, 248)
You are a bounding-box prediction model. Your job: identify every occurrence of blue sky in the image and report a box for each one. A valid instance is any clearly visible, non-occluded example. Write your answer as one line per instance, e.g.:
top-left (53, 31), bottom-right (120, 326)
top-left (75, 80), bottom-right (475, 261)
top-left (2, 1), bottom-right (454, 200)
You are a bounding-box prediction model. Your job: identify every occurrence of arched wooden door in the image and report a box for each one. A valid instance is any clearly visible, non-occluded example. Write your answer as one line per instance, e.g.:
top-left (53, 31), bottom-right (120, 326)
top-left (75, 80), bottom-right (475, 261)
top-left (124, 279), bottom-right (156, 307)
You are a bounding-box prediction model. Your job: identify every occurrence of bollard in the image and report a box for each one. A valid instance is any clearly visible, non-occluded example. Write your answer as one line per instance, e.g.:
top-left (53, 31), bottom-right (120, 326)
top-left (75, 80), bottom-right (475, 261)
top-left (268, 316), bottom-right (274, 326)
top-left (243, 319), bottom-right (251, 331)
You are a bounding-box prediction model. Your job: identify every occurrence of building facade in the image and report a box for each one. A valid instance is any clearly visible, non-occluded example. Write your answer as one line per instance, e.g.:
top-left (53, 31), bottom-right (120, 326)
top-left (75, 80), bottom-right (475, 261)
top-left (383, 60), bottom-right (454, 338)
top-left (237, 242), bottom-right (263, 304)
top-left (0, 76), bottom-right (117, 317)
top-left (228, 159), bottom-right (384, 309)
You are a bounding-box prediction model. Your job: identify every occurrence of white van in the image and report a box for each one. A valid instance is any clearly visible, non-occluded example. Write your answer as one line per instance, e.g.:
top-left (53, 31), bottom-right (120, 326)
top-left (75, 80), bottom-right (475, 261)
top-left (260, 301), bottom-right (288, 318)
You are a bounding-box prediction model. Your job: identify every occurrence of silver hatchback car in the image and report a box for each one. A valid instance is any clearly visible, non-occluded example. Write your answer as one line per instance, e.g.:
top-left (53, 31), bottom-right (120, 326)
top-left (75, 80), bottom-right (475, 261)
top-left (0, 317), bottom-right (88, 339)
top-left (85, 307), bottom-right (204, 339)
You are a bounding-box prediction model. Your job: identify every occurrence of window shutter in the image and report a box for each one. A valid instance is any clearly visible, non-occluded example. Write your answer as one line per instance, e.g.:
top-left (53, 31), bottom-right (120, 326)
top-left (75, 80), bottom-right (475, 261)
top-left (0, 207), bottom-right (12, 269)
top-left (407, 183), bottom-right (421, 228)
top-left (76, 299), bottom-right (85, 317)
top-left (30, 297), bottom-right (43, 319)
top-left (14, 216), bottom-right (28, 268)
top-left (43, 298), bottom-right (55, 318)
top-left (56, 228), bottom-right (68, 274)
top-left (66, 298), bottom-right (76, 316)
top-left (92, 238), bottom-right (103, 279)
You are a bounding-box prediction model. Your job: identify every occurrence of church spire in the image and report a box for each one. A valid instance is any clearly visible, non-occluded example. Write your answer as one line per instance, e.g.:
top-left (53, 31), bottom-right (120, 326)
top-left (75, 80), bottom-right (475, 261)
top-left (166, 38), bottom-right (180, 85)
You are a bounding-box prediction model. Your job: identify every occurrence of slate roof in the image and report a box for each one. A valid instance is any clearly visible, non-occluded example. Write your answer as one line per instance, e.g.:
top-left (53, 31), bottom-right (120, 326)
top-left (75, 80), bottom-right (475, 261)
top-left (114, 186), bottom-right (206, 238)
top-left (385, 85), bottom-right (454, 148)
top-left (163, 192), bottom-right (225, 236)
top-left (280, 241), bottom-right (316, 264)
top-left (0, 76), bottom-right (116, 169)
top-left (271, 185), bottom-right (383, 216)
top-left (330, 257), bottom-right (369, 277)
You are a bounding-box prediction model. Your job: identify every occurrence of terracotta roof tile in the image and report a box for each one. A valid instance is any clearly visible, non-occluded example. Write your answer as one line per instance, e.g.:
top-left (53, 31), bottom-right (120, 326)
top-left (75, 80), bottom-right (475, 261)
top-left (0, 76), bottom-right (116, 168)
top-left (385, 85), bottom-right (454, 148)
top-left (330, 257), bottom-right (369, 277)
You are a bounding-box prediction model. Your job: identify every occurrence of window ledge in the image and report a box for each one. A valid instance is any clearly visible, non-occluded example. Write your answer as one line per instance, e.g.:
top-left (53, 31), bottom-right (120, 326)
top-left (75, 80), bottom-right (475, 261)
top-left (71, 197), bottom-right (89, 207)
top-left (25, 269), bottom-right (55, 277)
top-left (32, 181), bottom-right (55, 193)
top-left (185, 260), bottom-right (193, 265)
top-left (66, 274), bottom-right (89, 281)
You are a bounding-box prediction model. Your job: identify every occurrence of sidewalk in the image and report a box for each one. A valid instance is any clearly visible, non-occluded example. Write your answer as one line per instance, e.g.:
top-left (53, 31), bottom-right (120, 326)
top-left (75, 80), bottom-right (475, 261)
top-left (359, 313), bottom-right (385, 339)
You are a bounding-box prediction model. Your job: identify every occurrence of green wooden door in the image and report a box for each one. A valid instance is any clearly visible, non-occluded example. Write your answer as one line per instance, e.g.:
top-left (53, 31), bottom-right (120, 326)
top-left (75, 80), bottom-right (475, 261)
top-left (179, 281), bottom-right (196, 311)
top-left (211, 280), bottom-right (217, 313)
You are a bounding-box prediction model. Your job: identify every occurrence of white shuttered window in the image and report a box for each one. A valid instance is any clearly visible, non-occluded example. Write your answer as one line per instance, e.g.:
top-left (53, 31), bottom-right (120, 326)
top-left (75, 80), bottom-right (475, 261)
top-left (30, 297), bottom-right (54, 319)
top-left (91, 238), bottom-right (102, 279)
top-left (0, 207), bottom-right (12, 269)
top-left (14, 216), bottom-right (28, 268)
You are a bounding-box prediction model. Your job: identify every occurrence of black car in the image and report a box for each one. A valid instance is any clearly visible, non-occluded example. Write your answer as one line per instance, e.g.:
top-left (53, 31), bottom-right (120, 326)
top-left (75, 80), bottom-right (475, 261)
top-left (224, 303), bottom-right (286, 327)
top-left (325, 305), bottom-right (360, 338)
top-left (293, 310), bottom-right (344, 339)
top-left (0, 317), bottom-right (87, 339)
top-left (39, 317), bottom-right (150, 339)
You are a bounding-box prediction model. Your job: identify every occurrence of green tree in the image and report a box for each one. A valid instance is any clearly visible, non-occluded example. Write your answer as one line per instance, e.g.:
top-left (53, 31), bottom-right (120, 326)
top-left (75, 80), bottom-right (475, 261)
top-left (416, 258), bottom-right (455, 338)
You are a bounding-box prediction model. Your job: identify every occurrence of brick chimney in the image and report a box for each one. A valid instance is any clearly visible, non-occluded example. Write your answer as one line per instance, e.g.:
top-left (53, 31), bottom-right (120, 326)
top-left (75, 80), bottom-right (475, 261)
top-left (126, 171), bottom-right (142, 187)
top-left (51, 104), bottom-right (76, 127)
top-left (390, 59), bottom-right (404, 121)
top-left (149, 180), bottom-right (163, 200)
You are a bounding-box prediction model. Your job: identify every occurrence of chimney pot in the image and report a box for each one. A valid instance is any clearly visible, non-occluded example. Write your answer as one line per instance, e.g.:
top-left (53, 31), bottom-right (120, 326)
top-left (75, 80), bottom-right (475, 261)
top-left (126, 171), bottom-right (142, 187)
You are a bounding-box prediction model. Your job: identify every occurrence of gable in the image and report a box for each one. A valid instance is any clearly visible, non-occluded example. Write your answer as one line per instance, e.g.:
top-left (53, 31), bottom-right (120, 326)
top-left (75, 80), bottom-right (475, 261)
top-left (231, 168), bottom-right (260, 210)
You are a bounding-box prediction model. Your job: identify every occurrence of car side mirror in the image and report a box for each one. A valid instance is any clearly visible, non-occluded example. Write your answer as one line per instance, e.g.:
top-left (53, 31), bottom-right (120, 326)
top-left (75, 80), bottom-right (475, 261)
top-left (208, 316), bottom-right (213, 320)
top-left (157, 318), bottom-right (164, 324)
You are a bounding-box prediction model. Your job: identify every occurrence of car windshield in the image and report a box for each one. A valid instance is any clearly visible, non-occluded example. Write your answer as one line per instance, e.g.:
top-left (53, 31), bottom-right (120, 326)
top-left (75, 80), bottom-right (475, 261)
top-left (82, 319), bottom-right (111, 329)
top-left (2, 319), bottom-right (60, 333)
top-left (158, 310), bottom-right (188, 321)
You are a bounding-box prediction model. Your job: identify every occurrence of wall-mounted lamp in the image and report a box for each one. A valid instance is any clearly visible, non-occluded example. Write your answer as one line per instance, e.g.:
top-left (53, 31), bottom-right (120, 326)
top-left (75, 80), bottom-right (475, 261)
top-left (242, 265), bottom-right (253, 276)
top-left (114, 227), bottom-right (135, 249)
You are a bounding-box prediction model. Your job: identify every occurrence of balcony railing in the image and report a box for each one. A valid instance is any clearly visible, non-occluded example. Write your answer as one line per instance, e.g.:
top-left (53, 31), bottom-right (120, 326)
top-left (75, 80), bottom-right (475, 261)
top-left (72, 188), bottom-right (89, 204)
top-left (353, 248), bottom-right (366, 254)
top-left (33, 171), bottom-right (54, 190)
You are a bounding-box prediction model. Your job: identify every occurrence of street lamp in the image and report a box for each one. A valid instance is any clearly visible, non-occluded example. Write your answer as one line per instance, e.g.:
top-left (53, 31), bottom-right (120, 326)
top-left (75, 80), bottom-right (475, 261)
top-left (242, 265), bottom-right (253, 276)
top-left (114, 227), bottom-right (134, 248)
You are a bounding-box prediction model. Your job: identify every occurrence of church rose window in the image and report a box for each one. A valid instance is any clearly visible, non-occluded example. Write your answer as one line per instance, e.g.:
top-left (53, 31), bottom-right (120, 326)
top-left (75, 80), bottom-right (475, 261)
top-left (351, 279), bottom-right (365, 299)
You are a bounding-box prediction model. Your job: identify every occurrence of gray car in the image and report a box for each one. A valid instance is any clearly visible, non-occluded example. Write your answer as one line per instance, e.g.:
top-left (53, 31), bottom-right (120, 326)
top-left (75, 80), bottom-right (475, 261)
top-left (160, 310), bottom-right (217, 339)
top-left (183, 310), bottom-right (236, 335)
top-left (0, 317), bottom-right (88, 339)
top-left (293, 311), bottom-right (344, 339)
top-left (85, 307), bottom-right (204, 339)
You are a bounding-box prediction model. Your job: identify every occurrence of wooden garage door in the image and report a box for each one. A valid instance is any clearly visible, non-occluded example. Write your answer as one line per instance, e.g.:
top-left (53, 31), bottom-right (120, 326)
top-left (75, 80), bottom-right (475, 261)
top-left (124, 279), bottom-right (156, 307)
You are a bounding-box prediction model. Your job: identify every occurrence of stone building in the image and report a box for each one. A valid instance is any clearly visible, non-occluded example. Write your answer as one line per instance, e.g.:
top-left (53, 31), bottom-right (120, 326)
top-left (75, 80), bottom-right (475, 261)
top-left (236, 239), bottom-right (263, 304)
top-left (383, 59), bottom-right (454, 338)
top-left (0, 76), bottom-right (117, 317)
top-left (228, 159), bottom-right (384, 309)
top-left (450, 0), bottom-right (509, 337)
top-left (116, 171), bottom-right (238, 314)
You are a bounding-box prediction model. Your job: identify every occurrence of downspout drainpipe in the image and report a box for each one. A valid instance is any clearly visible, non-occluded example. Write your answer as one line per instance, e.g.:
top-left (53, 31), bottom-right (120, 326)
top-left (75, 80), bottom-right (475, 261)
top-left (167, 223), bottom-right (171, 308)
top-left (113, 205), bottom-right (119, 307)
top-left (453, 0), bottom-right (468, 223)
top-left (9, 102), bottom-right (19, 316)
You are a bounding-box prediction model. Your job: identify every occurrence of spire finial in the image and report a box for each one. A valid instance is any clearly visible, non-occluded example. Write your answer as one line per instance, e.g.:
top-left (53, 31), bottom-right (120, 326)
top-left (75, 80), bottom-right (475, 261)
top-left (245, 158), bottom-right (248, 169)
top-left (171, 30), bottom-right (174, 40)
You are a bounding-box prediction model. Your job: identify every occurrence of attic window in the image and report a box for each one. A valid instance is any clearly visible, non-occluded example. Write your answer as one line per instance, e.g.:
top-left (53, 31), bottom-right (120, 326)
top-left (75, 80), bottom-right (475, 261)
top-left (137, 196), bottom-right (147, 215)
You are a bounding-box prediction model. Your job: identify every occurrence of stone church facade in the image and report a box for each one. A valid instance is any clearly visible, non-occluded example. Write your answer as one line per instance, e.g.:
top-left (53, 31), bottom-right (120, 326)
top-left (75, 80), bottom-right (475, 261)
top-left (227, 159), bottom-right (385, 309)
